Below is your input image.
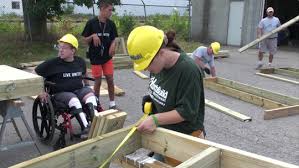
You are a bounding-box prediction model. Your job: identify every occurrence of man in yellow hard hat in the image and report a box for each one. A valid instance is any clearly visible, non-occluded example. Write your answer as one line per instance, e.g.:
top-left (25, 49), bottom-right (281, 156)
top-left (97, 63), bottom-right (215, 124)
top-left (191, 42), bottom-right (220, 77)
top-left (35, 34), bottom-right (100, 139)
top-left (127, 26), bottom-right (205, 166)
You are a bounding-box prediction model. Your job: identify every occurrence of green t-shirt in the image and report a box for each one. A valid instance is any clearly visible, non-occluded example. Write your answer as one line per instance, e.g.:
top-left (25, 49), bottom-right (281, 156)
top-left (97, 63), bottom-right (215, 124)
top-left (149, 52), bottom-right (205, 134)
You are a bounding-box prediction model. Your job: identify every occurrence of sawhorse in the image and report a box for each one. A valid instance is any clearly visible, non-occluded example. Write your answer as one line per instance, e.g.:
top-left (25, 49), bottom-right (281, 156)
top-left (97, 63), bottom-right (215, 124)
top-left (0, 99), bottom-right (40, 154)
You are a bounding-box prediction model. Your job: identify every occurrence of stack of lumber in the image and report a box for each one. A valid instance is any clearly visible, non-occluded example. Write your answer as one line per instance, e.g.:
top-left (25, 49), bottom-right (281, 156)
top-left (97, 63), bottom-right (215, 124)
top-left (88, 109), bottom-right (127, 139)
top-left (0, 65), bottom-right (43, 101)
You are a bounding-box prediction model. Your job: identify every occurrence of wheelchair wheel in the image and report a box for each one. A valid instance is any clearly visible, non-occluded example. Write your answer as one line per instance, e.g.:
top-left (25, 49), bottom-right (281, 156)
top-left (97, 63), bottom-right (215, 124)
top-left (32, 96), bottom-right (56, 144)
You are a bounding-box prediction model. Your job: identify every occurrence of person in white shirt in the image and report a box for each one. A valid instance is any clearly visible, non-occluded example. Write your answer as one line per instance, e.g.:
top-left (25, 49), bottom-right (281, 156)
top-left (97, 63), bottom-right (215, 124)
top-left (256, 7), bottom-right (281, 69)
top-left (191, 42), bottom-right (220, 77)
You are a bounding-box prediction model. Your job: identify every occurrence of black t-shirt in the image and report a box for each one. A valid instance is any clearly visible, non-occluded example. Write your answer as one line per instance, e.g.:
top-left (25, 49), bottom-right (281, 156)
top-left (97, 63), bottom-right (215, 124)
top-left (35, 57), bottom-right (86, 94)
top-left (81, 17), bottom-right (118, 65)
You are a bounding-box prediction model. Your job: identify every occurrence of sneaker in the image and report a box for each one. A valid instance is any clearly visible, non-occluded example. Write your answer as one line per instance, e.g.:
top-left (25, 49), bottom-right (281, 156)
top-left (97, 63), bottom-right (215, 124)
top-left (256, 63), bottom-right (263, 70)
top-left (74, 125), bottom-right (90, 140)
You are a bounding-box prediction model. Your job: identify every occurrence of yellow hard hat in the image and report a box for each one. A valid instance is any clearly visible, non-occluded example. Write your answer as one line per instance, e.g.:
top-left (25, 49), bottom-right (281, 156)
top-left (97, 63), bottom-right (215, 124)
top-left (58, 34), bottom-right (79, 50)
top-left (127, 26), bottom-right (164, 71)
top-left (210, 42), bottom-right (220, 55)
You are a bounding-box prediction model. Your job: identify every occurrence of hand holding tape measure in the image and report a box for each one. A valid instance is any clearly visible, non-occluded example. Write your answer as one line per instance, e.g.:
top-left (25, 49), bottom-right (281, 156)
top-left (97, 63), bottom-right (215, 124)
top-left (99, 102), bottom-right (153, 168)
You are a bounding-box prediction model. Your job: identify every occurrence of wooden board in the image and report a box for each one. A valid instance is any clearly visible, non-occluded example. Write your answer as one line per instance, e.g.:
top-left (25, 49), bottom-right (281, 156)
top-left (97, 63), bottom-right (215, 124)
top-left (205, 99), bottom-right (251, 122)
top-left (0, 65), bottom-right (43, 101)
top-left (10, 127), bottom-right (141, 168)
top-left (101, 112), bottom-right (127, 135)
top-left (215, 77), bottom-right (299, 106)
top-left (260, 68), bottom-right (299, 79)
top-left (204, 80), bottom-right (287, 109)
top-left (90, 109), bottom-right (119, 138)
top-left (256, 72), bottom-right (299, 85)
top-left (264, 105), bottom-right (299, 120)
top-left (101, 80), bottom-right (125, 96)
top-left (204, 77), bottom-right (299, 120)
top-left (133, 71), bottom-right (149, 79)
top-left (274, 68), bottom-right (299, 79)
top-left (10, 127), bottom-right (299, 168)
top-left (176, 147), bottom-right (220, 168)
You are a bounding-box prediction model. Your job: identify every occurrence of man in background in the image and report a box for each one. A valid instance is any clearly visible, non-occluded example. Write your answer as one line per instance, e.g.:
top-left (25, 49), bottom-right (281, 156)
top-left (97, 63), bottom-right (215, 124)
top-left (256, 7), bottom-right (281, 69)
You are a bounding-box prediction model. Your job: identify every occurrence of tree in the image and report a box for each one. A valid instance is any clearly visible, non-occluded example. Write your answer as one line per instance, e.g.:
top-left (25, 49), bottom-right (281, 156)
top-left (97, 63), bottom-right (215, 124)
top-left (22, 0), bottom-right (120, 41)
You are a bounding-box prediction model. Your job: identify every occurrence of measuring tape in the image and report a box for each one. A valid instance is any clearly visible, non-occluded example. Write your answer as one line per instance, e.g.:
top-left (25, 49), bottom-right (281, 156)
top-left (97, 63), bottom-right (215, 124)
top-left (99, 102), bottom-right (152, 168)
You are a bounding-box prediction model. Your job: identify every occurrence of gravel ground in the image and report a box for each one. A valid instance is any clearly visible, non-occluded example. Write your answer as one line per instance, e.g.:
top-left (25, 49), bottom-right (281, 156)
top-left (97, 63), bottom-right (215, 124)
top-left (0, 46), bottom-right (298, 167)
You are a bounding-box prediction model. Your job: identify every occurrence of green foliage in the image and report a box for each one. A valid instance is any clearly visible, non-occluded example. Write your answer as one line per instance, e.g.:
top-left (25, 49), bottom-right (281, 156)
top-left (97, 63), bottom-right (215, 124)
top-left (62, 5), bottom-right (75, 15)
top-left (118, 12), bottom-right (137, 37)
top-left (25, 0), bottom-right (121, 20)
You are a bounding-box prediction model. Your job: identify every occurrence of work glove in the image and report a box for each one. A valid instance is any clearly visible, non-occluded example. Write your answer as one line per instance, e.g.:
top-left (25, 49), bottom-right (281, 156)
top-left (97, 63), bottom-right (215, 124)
top-left (142, 95), bottom-right (157, 114)
top-left (204, 67), bottom-right (211, 75)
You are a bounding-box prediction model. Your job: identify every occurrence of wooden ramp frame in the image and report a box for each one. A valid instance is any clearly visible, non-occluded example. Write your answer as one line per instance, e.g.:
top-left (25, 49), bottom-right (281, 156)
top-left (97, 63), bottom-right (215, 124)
top-left (10, 127), bottom-right (299, 168)
top-left (204, 77), bottom-right (299, 120)
top-left (256, 68), bottom-right (299, 85)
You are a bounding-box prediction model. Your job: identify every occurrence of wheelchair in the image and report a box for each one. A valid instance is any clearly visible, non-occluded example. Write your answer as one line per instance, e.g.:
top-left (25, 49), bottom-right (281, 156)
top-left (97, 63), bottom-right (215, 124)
top-left (32, 79), bottom-right (102, 150)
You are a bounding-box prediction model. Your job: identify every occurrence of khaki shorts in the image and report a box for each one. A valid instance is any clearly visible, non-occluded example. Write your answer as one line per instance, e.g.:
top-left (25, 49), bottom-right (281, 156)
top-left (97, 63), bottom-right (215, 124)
top-left (259, 38), bottom-right (277, 55)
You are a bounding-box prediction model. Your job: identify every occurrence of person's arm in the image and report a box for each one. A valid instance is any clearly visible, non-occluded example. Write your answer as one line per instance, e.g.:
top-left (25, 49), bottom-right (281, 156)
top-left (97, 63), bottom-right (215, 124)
top-left (194, 57), bottom-right (206, 69)
top-left (137, 109), bottom-right (184, 134)
top-left (81, 20), bottom-right (101, 47)
top-left (108, 21), bottom-right (118, 57)
top-left (257, 20), bottom-right (263, 38)
top-left (210, 66), bottom-right (216, 77)
top-left (83, 34), bottom-right (101, 47)
top-left (109, 39), bottom-right (116, 57)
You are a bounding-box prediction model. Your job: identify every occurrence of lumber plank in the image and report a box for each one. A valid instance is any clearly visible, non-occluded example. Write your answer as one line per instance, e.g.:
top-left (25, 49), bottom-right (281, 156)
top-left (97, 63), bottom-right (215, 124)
top-left (142, 128), bottom-right (299, 168)
top-left (91, 109), bottom-right (119, 138)
top-left (238, 15), bottom-right (299, 52)
top-left (274, 68), bottom-right (299, 79)
top-left (87, 112), bottom-right (100, 139)
top-left (18, 61), bottom-right (43, 69)
top-left (10, 126), bottom-right (141, 168)
top-left (215, 77), bottom-right (299, 106)
top-left (176, 147), bottom-right (220, 168)
top-left (259, 68), bottom-right (275, 74)
top-left (264, 105), bottom-right (299, 120)
top-left (279, 67), bottom-right (299, 72)
top-left (0, 65), bottom-right (43, 101)
top-left (101, 112), bottom-right (127, 135)
top-left (133, 71), bottom-right (149, 79)
top-left (204, 80), bottom-right (287, 109)
top-left (256, 72), bottom-right (299, 85)
top-left (101, 80), bottom-right (125, 96)
top-left (142, 129), bottom-right (210, 162)
top-left (205, 99), bottom-right (252, 122)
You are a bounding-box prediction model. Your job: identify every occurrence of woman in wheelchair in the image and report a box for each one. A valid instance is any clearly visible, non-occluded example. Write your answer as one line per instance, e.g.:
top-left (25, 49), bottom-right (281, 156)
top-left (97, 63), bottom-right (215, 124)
top-left (34, 34), bottom-right (100, 139)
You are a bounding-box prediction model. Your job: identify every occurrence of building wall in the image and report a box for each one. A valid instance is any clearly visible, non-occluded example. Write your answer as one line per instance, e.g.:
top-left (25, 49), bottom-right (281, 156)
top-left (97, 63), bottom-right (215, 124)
top-left (241, 0), bottom-right (264, 45)
top-left (0, 0), bottom-right (23, 15)
top-left (191, 0), bottom-right (264, 46)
